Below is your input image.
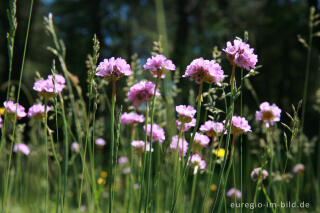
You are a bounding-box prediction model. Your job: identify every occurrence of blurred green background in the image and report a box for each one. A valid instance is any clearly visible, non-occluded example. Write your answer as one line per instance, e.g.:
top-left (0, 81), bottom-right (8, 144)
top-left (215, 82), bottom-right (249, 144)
top-left (0, 0), bottom-right (319, 136)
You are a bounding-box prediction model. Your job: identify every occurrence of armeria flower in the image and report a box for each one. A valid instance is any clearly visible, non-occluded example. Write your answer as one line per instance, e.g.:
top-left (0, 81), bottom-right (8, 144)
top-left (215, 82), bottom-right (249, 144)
top-left (230, 116), bottom-right (251, 135)
top-left (128, 81), bottom-right (160, 107)
top-left (176, 118), bottom-right (196, 132)
top-left (122, 167), bottom-right (131, 175)
top-left (120, 112), bottom-right (145, 125)
top-left (71, 142), bottom-right (80, 153)
top-left (27, 104), bottom-right (51, 119)
top-left (183, 58), bottom-right (225, 85)
top-left (200, 120), bottom-right (224, 137)
top-left (170, 135), bottom-right (188, 157)
top-left (131, 140), bottom-right (153, 154)
top-left (251, 167), bottom-right (269, 181)
top-left (96, 57), bottom-right (132, 80)
top-left (188, 154), bottom-right (206, 170)
top-left (118, 156), bottom-right (128, 165)
top-left (143, 123), bottom-right (165, 143)
top-left (13, 143), bottom-right (30, 156)
top-left (255, 102), bottom-right (281, 128)
top-left (214, 148), bottom-right (226, 158)
top-left (293, 164), bottom-right (305, 175)
top-left (95, 138), bottom-right (106, 147)
top-left (3, 101), bottom-right (27, 120)
top-left (176, 105), bottom-right (196, 123)
top-left (33, 74), bottom-right (66, 97)
top-left (143, 54), bottom-right (175, 78)
top-left (193, 132), bottom-right (210, 147)
top-left (227, 188), bottom-right (242, 199)
top-left (223, 39), bottom-right (258, 71)
top-left (0, 115), bottom-right (2, 128)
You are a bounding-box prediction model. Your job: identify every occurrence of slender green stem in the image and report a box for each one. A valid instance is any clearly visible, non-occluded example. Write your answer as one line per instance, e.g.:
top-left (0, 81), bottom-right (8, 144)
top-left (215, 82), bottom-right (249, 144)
top-left (240, 67), bottom-right (243, 213)
top-left (189, 167), bottom-right (198, 213)
top-left (109, 79), bottom-right (117, 213)
top-left (44, 100), bottom-right (49, 213)
top-left (127, 127), bottom-right (136, 213)
top-left (145, 77), bottom-right (160, 212)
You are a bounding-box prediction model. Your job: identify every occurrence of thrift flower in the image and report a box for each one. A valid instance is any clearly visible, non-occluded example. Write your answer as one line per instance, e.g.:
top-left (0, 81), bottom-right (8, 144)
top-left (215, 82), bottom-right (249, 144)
top-left (120, 112), bottom-right (145, 125)
top-left (0, 115), bottom-right (2, 128)
top-left (231, 116), bottom-right (251, 135)
top-left (176, 105), bottom-right (196, 123)
top-left (71, 142), bottom-right (80, 153)
top-left (13, 143), bottom-right (30, 156)
top-left (3, 101), bottom-right (27, 120)
top-left (128, 81), bottom-right (160, 107)
top-left (183, 58), bottom-right (225, 85)
top-left (251, 167), bottom-right (269, 181)
top-left (223, 39), bottom-right (258, 71)
top-left (33, 74), bottom-right (66, 97)
top-left (255, 102), bottom-right (281, 128)
top-left (227, 188), bottom-right (242, 199)
top-left (143, 54), bottom-right (175, 78)
top-left (293, 164), bottom-right (305, 175)
top-left (188, 154), bottom-right (206, 170)
top-left (118, 156), bottom-right (128, 165)
top-left (193, 132), bottom-right (210, 147)
top-left (96, 57), bottom-right (132, 80)
top-left (131, 140), bottom-right (153, 154)
top-left (95, 138), bottom-right (106, 147)
top-left (170, 135), bottom-right (188, 157)
top-left (200, 120), bottom-right (224, 137)
top-left (143, 123), bottom-right (165, 143)
top-left (176, 118), bottom-right (196, 132)
top-left (122, 167), bottom-right (131, 174)
top-left (27, 104), bottom-right (51, 119)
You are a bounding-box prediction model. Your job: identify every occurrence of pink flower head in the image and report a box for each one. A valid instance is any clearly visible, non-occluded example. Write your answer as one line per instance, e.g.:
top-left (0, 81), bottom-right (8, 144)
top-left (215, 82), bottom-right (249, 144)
top-left (183, 58), bottom-right (225, 85)
top-left (251, 167), bottom-right (269, 181)
top-left (231, 116), bottom-right (251, 135)
top-left (223, 39), bottom-right (258, 71)
top-left (188, 154), bottom-right (206, 170)
top-left (176, 118), bottom-right (196, 132)
top-left (128, 81), bottom-right (160, 107)
top-left (176, 105), bottom-right (196, 123)
top-left (143, 123), bottom-right (165, 143)
top-left (95, 138), bottom-right (106, 147)
top-left (71, 142), bottom-right (80, 153)
top-left (33, 74), bottom-right (66, 97)
top-left (143, 54), bottom-right (175, 78)
top-left (28, 104), bottom-right (51, 119)
top-left (121, 112), bottom-right (145, 125)
top-left (293, 164), bottom-right (305, 175)
top-left (255, 102), bottom-right (281, 128)
top-left (193, 132), bottom-right (210, 147)
top-left (96, 57), bottom-right (132, 80)
top-left (118, 156), bottom-right (128, 165)
top-left (227, 188), bottom-right (242, 199)
top-left (13, 143), bottom-right (30, 156)
top-left (0, 115), bottom-right (3, 128)
top-left (170, 135), bottom-right (188, 157)
top-left (3, 101), bottom-right (27, 120)
top-left (200, 121), bottom-right (224, 137)
top-left (131, 140), bottom-right (153, 154)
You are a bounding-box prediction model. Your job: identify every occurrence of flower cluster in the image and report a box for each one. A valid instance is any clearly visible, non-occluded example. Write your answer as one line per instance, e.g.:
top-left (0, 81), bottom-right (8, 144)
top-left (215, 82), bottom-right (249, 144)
top-left (128, 81), bottom-right (160, 107)
top-left (28, 104), bottom-right (51, 119)
top-left (143, 54), bottom-right (175, 78)
top-left (33, 74), bottom-right (66, 97)
top-left (3, 101), bottom-right (27, 120)
top-left (200, 120), bottom-right (224, 137)
top-left (227, 188), bottom-right (242, 199)
top-left (255, 102), bottom-right (281, 128)
top-left (121, 112), bottom-right (145, 125)
top-left (223, 39), bottom-right (258, 71)
top-left (176, 105), bottom-right (196, 123)
top-left (71, 142), bottom-right (80, 153)
top-left (251, 167), bottom-right (269, 181)
top-left (170, 135), bottom-right (188, 157)
top-left (143, 123), bottom-right (165, 143)
top-left (13, 143), bottom-right (30, 156)
top-left (188, 154), bottom-right (206, 170)
top-left (176, 118), bottom-right (196, 132)
top-left (0, 115), bottom-right (2, 128)
top-left (193, 132), bottom-right (210, 148)
top-left (131, 140), bottom-right (153, 154)
top-left (231, 116), bottom-right (251, 135)
top-left (96, 57), bottom-right (132, 80)
top-left (95, 138), bottom-right (106, 147)
top-left (183, 58), bottom-right (225, 85)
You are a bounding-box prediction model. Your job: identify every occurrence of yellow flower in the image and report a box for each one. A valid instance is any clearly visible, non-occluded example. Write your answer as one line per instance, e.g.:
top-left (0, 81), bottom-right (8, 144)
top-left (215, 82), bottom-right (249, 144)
top-left (214, 148), bottom-right (226, 158)
top-left (97, 178), bottom-right (105, 185)
top-left (210, 184), bottom-right (217, 192)
top-left (0, 107), bottom-right (5, 115)
top-left (100, 171), bottom-right (108, 178)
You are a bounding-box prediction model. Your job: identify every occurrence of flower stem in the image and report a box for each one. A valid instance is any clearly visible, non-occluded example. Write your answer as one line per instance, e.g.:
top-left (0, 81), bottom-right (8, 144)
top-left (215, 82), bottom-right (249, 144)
top-left (189, 167), bottom-right (199, 213)
top-left (44, 99), bottom-right (49, 213)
